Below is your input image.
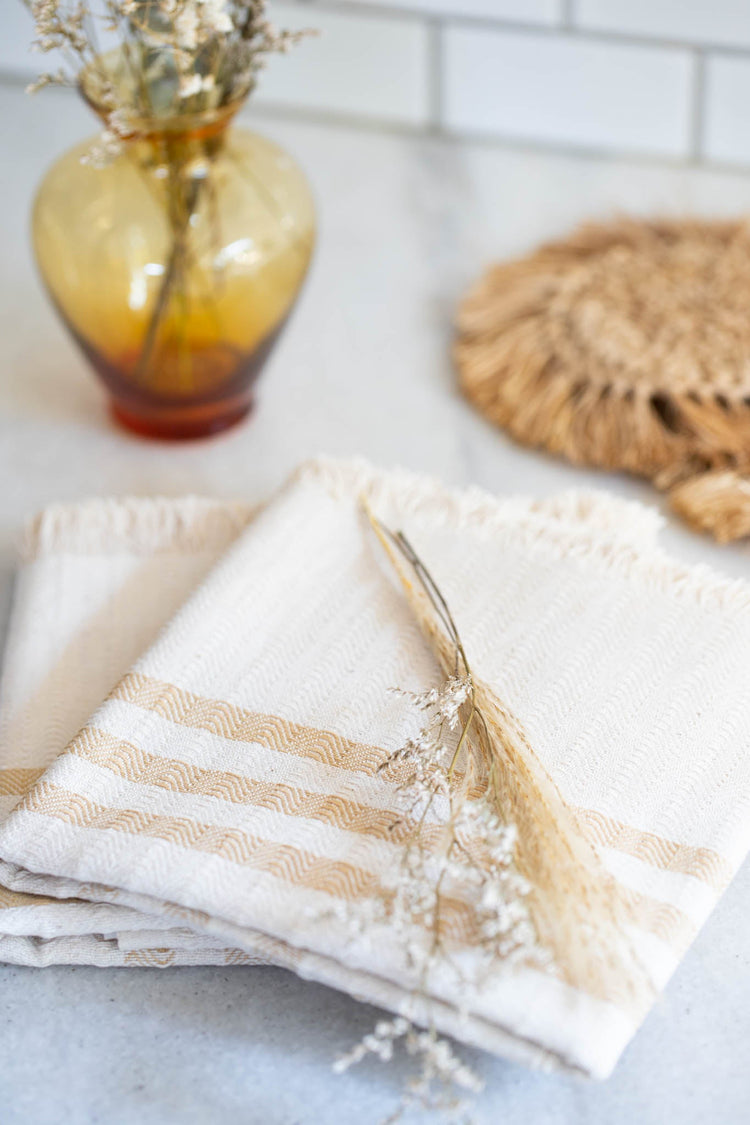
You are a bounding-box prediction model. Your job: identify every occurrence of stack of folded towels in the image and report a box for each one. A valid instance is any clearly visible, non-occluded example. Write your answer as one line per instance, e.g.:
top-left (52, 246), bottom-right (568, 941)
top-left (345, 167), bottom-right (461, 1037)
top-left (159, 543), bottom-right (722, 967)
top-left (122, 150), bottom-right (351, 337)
top-left (0, 457), bottom-right (748, 1081)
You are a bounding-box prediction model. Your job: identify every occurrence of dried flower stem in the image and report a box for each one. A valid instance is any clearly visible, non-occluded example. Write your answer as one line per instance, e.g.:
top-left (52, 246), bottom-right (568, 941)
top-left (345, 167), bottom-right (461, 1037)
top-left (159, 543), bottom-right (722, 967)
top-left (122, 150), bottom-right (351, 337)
top-left (331, 505), bottom-right (552, 1122)
top-left (333, 503), bottom-right (657, 1121)
top-left (368, 506), bottom-right (656, 1008)
top-left (367, 505), bottom-right (654, 1008)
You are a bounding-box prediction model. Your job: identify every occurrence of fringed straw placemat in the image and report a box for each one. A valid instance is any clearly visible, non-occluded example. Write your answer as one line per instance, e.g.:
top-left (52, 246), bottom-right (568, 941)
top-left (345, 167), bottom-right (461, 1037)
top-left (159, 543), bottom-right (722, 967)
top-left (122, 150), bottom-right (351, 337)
top-left (456, 218), bottom-right (750, 542)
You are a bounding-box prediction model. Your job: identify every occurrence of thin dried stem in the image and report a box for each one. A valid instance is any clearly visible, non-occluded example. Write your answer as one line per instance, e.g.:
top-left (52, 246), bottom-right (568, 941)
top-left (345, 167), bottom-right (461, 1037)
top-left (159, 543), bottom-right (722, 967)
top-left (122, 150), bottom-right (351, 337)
top-left (333, 502), bottom-right (657, 1121)
top-left (366, 503), bottom-right (655, 1008)
top-left (332, 503), bottom-right (559, 1122)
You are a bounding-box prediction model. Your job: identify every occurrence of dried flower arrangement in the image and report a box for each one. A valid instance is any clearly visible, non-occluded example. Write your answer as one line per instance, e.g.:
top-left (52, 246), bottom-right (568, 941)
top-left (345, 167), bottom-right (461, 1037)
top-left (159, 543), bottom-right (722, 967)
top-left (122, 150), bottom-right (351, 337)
top-left (25, 2), bottom-right (314, 420)
top-left (333, 507), bottom-right (657, 1121)
top-left (26, 1), bottom-right (310, 156)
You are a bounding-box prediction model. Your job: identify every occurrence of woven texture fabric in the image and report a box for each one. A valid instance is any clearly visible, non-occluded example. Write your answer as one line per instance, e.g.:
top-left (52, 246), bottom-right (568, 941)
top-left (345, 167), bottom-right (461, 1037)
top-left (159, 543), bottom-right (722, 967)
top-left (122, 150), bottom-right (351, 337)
top-left (0, 459), bottom-right (749, 1078)
top-left (0, 496), bottom-right (257, 966)
top-left (456, 218), bottom-right (750, 541)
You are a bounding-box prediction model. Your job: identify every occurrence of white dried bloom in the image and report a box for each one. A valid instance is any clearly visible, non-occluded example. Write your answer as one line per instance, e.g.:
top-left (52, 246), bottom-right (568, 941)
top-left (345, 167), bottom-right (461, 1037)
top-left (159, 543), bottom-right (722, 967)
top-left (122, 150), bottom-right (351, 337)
top-left (405, 1028), bottom-right (484, 1097)
top-left (26, 68), bottom-right (69, 95)
top-left (200, 0), bottom-right (232, 34)
top-left (328, 656), bottom-right (550, 1118)
top-left (381, 676), bottom-right (474, 825)
top-left (335, 1017), bottom-right (483, 1123)
top-left (374, 668), bottom-right (544, 976)
top-left (79, 105), bottom-right (134, 166)
top-left (316, 893), bottom-right (389, 952)
top-left (174, 4), bottom-right (199, 49)
top-left (392, 675), bottom-right (471, 729)
top-left (179, 70), bottom-right (216, 98)
top-left (81, 126), bottom-right (124, 166)
top-left (333, 1017), bottom-right (410, 1074)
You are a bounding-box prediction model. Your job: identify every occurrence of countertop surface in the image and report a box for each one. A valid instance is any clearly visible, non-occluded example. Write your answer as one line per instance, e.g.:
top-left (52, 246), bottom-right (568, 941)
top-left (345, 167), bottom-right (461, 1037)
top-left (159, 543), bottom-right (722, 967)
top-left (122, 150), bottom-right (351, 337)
top-left (1, 82), bottom-right (750, 1125)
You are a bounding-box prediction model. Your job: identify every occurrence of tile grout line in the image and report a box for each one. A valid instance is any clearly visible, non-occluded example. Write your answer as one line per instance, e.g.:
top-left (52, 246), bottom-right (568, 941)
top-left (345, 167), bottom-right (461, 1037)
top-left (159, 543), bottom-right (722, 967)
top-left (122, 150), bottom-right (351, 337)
top-left (305, 0), bottom-right (750, 56)
top-left (5, 68), bottom-right (750, 175)
top-left (560, 0), bottom-right (575, 32)
top-left (245, 97), bottom-right (750, 176)
top-left (690, 48), bottom-right (706, 162)
top-left (3, 29), bottom-right (750, 176)
top-left (426, 16), bottom-right (443, 133)
top-left (14, 0), bottom-right (750, 61)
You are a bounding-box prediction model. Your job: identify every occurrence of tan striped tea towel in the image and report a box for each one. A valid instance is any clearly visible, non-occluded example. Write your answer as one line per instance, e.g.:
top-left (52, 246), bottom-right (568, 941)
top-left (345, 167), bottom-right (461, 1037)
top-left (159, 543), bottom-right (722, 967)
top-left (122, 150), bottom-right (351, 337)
top-left (0, 473), bottom-right (658, 971)
top-left (0, 459), bottom-right (748, 1079)
top-left (0, 482), bottom-right (644, 969)
top-left (0, 472), bottom-right (658, 973)
top-left (0, 496), bottom-right (257, 965)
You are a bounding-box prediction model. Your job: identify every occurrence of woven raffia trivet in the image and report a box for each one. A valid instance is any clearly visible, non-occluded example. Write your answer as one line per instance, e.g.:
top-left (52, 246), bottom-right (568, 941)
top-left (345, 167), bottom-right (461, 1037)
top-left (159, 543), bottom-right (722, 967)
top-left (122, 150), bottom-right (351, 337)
top-left (456, 217), bottom-right (750, 542)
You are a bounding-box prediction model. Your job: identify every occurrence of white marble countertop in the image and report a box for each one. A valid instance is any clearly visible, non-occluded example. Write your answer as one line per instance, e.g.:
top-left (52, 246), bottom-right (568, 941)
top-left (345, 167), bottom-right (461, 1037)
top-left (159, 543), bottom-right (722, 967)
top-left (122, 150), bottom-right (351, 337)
top-left (1, 82), bottom-right (749, 1124)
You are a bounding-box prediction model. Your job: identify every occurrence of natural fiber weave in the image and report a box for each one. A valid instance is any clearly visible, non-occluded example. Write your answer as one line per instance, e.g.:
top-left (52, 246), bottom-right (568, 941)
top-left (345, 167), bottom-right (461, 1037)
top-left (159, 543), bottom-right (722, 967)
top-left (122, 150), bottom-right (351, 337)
top-left (456, 217), bottom-right (750, 541)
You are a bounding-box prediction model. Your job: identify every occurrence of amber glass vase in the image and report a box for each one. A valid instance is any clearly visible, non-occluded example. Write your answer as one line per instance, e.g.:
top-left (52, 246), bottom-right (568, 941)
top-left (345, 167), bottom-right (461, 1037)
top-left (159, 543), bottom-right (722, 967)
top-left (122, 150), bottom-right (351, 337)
top-left (33, 79), bottom-right (315, 439)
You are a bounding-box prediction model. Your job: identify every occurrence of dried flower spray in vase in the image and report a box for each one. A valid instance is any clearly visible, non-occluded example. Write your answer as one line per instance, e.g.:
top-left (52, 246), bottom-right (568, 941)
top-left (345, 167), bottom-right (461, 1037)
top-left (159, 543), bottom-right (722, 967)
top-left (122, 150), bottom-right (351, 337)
top-left (27, 1), bottom-right (316, 438)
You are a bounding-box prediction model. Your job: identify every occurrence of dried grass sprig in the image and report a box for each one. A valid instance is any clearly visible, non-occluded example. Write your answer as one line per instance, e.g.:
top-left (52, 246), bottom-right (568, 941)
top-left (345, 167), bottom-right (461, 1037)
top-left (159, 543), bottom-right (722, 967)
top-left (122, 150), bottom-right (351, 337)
top-left (334, 504), bottom-right (656, 1121)
top-left (368, 507), bottom-right (655, 1008)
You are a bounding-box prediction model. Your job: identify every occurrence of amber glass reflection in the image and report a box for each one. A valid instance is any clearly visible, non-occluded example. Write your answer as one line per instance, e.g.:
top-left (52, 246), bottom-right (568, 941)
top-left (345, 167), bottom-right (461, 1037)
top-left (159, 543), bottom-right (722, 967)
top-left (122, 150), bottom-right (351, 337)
top-left (33, 104), bottom-right (315, 439)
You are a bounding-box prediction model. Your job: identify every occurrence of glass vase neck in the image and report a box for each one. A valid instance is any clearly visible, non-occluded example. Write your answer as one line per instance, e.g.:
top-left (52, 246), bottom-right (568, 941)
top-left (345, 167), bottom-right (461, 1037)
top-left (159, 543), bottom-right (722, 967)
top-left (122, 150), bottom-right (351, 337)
top-left (79, 48), bottom-right (248, 147)
top-left (80, 88), bottom-right (244, 148)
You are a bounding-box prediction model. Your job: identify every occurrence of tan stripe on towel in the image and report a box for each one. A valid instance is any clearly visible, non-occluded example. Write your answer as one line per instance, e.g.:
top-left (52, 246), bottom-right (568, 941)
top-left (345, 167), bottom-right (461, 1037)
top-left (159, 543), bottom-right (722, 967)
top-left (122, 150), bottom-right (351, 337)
top-left (0, 885), bottom-right (66, 909)
top-left (110, 672), bottom-right (388, 774)
top-left (16, 777), bottom-right (692, 956)
top-left (108, 671), bottom-right (729, 891)
top-left (618, 887), bottom-right (696, 951)
top-left (68, 726), bottom-right (410, 843)
top-left (575, 808), bottom-right (732, 892)
top-left (123, 949), bottom-right (176, 966)
top-left (0, 769), bottom-right (44, 797)
top-left (20, 780), bottom-right (392, 902)
top-left (17, 781), bottom-right (489, 949)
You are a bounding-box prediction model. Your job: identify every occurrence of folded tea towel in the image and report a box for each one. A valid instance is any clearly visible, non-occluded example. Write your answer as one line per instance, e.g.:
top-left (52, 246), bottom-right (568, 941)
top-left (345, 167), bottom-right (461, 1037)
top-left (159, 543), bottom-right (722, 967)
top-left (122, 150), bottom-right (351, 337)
top-left (0, 496), bottom-right (258, 965)
top-left (0, 476), bottom-right (656, 970)
top-left (0, 458), bottom-right (748, 1080)
top-left (0, 476), bottom-right (660, 971)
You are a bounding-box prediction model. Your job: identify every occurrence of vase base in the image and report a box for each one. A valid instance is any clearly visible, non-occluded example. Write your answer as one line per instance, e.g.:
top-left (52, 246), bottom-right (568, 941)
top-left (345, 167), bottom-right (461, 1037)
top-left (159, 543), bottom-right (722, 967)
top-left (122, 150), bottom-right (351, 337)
top-left (110, 398), bottom-right (253, 441)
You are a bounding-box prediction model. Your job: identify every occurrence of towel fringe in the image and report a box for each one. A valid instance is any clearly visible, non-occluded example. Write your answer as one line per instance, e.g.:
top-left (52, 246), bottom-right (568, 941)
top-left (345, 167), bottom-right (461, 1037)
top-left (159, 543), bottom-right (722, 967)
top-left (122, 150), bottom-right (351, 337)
top-left (21, 497), bottom-right (253, 560)
top-left (298, 457), bottom-right (750, 616)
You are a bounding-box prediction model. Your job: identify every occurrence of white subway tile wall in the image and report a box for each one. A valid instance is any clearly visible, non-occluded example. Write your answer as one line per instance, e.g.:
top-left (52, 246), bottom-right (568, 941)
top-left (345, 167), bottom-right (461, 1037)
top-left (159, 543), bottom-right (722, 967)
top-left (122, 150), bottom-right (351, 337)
top-left (4, 0), bottom-right (750, 167)
top-left (256, 3), bottom-right (430, 125)
top-left (443, 27), bottom-right (693, 157)
top-left (703, 55), bottom-right (750, 165)
top-left (0, 2), bottom-right (42, 78)
top-left (337, 0), bottom-right (561, 25)
top-left (575, 0), bottom-right (750, 50)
